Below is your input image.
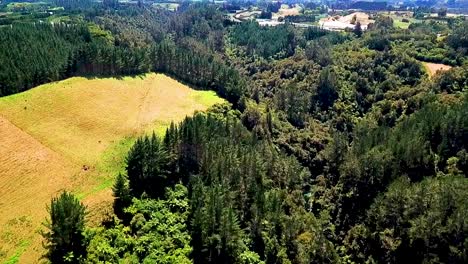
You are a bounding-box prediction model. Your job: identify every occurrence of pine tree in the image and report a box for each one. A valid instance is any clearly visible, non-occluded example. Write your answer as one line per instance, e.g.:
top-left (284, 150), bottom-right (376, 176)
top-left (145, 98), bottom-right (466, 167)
top-left (126, 138), bottom-right (144, 196)
top-left (354, 22), bottom-right (363, 38)
top-left (112, 173), bottom-right (131, 220)
top-left (42, 191), bottom-right (88, 263)
top-left (316, 67), bottom-right (338, 110)
top-left (126, 134), bottom-right (170, 198)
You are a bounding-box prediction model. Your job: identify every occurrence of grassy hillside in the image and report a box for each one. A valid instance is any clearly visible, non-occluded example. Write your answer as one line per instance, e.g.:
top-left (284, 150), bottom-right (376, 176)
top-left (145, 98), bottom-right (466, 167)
top-left (0, 73), bottom-right (224, 263)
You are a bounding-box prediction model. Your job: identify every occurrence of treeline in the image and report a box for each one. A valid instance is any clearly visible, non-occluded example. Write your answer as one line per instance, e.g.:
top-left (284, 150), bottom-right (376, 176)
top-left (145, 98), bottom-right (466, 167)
top-left (77, 39), bottom-right (244, 103)
top-left (151, 41), bottom-right (244, 103)
top-left (0, 22), bottom-right (243, 103)
top-left (0, 23), bottom-right (84, 96)
top-left (76, 107), bottom-right (339, 263)
top-left (230, 21), bottom-right (296, 59)
top-left (0, 22), bottom-right (150, 96)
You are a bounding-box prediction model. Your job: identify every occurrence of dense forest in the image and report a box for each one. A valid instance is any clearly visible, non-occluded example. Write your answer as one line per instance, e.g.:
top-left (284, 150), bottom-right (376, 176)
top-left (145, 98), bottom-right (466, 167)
top-left (1, 1), bottom-right (466, 263)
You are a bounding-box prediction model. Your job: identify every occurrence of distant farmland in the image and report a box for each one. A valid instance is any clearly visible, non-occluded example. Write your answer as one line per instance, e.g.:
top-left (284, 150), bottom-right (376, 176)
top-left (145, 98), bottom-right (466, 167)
top-left (0, 73), bottom-right (225, 263)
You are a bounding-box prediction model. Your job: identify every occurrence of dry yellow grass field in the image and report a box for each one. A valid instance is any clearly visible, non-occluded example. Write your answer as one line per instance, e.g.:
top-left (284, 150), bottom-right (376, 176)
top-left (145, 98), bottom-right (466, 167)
top-left (0, 73), bottom-right (224, 263)
top-left (424, 62), bottom-right (452, 77)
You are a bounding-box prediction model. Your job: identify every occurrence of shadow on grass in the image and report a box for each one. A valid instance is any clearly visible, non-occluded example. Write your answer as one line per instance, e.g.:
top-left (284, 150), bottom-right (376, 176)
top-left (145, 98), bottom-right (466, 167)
top-left (81, 72), bottom-right (147, 81)
top-left (80, 71), bottom-right (226, 101)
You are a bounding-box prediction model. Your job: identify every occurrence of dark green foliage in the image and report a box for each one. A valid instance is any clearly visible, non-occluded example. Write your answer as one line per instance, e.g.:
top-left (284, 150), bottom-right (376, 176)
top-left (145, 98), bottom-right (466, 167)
top-left (388, 98), bottom-right (468, 177)
top-left (365, 175), bottom-right (468, 263)
top-left (315, 67), bottom-right (338, 110)
top-left (305, 39), bottom-right (332, 67)
top-left (331, 46), bottom-right (425, 124)
top-left (241, 105), bottom-right (262, 130)
top-left (259, 10), bottom-right (272, 19)
top-left (172, 112), bottom-right (337, 263)
top-left (433, 64), bottom-right (468, 93)
top-left (265, 2), bottom-right (280, 13)
top-left (438, 8), bottom-right (448, 17)
top-left (285, 14), bottom-right (315, 23)
top-left (354, 22), bottom-right (363, 37)
top-left (0, 6), bottom-right (244, 105)
top-left (366, 32), bottom-right (390, 51)
top-left (42, 191), bottom-right (88, 263)
top-left (276, 84), bottom-right (310, 128)
top-left (330, 96), bottom-right (468, 232)
top-left (126, 133), bottom-right (171, 198)
top-left (111, 8), bottom-right (468, 263)
top-left (0, 23), bottom-right (83, 96)
top-left (150, 40), bottom-right (244, 104)
top-left (303, 26), bottom-right (328, 41)
top-left (0, 23), bottom-right (148, 96)
top-left (371, 16), bottom-right (394, 30)
top-left (121, 109), bottom-right (339, 263)
top-left (447, 20), bottom-right (468, 52)
top-left (112, 173), bottom-right (131, 220)
top-left (230, 21), bottom-right (296, 59)
top-left (190, 180), bottom-right (245, 263)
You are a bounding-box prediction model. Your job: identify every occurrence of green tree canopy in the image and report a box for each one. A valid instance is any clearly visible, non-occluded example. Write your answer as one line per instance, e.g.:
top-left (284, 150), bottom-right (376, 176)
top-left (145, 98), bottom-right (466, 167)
top-left (42, 191), bottom-right (88, 263)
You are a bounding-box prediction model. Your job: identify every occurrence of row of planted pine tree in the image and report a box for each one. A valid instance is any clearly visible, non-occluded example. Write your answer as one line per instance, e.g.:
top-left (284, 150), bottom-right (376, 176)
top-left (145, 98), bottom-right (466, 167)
top-left (0, 23), bottom-right (243, 103)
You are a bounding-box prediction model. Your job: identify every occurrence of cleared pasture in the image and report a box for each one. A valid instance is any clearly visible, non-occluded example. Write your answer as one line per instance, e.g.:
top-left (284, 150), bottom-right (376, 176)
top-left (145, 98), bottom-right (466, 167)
top-left (424, 62), bottom-right (452, 77)
top-left (0, 73), bottom-right (224, 263)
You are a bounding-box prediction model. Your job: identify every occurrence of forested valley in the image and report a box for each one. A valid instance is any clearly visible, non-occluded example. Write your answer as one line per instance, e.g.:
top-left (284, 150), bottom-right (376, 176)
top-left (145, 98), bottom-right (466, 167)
top-left (1, 1), bottom-right (467, 263)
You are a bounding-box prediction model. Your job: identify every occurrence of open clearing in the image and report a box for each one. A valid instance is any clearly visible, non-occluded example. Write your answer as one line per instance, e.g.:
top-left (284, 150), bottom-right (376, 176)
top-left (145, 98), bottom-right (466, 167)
top-left (0, 73), bottom-right (224, 263)
top-left (424, 62), bottom-right (452, 77)
top-left (319, 12), bottom-right (374, 31)
top-left (274, 4), bottom-right (302, 18)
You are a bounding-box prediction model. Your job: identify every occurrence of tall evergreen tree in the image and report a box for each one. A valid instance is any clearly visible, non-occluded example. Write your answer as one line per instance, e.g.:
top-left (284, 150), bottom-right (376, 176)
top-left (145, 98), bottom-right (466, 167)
top-left (315, 67), bottom-right (338, 110)
top-left (42, 191), bottom-right (88, 263)
top-left (112, 173), bottom-right (131, 220)
top-left (354, 22), bottom-right (363, 37)
top-left (126, 133), bottom-right (170, 197)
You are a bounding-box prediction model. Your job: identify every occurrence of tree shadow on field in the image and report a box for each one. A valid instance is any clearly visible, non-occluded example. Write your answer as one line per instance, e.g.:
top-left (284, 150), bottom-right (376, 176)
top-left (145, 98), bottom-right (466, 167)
top-left (81, 71), bottom-right (219, 94)
top-left (81, 72), bottom-right (146, 81)
top-left (74, 71), bottom-right (226, 104)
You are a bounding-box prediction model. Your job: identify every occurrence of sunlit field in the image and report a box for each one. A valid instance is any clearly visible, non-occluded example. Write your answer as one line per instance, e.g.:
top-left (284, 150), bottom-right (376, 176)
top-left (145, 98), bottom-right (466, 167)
top-left (0, 73), bottom-right (224, 263)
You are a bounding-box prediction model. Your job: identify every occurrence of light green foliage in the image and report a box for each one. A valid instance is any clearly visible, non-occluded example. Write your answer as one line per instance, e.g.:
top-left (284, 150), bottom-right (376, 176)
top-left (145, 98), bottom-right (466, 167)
top-left (86, 184), bottom-right (192, 263)
top-left (238, 251), bottom-right (265, 264)
top-left (88, 23), bottom-right (115, 45)
top-left (4, 241), bottom-right (29, 264)
top-left (6, 2), bottom-right (48, 12)
top-left (86, 224), bottom-right (134, 263)
top-left (128, 185), bottom-right (192, 264)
